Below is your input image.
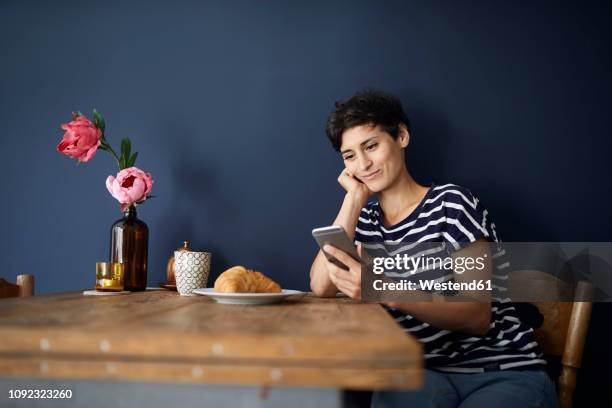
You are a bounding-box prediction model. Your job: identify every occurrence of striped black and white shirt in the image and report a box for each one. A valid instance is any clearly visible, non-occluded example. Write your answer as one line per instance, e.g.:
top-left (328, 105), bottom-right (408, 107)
top-left (354, 183), bottom-right (546, 372)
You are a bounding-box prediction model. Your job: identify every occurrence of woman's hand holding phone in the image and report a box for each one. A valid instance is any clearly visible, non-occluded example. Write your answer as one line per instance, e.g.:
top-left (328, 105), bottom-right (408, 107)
top-left (322, 243), bottom-right (368, 300)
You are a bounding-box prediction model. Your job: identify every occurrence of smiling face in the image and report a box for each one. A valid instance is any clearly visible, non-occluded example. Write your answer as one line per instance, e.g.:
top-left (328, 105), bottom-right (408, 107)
top-left (339, 124), bottom-right (409, 193)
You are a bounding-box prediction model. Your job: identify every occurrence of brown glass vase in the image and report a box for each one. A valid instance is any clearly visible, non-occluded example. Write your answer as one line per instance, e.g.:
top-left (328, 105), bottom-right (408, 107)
top-left (110, 205), bottom-right (148, 291)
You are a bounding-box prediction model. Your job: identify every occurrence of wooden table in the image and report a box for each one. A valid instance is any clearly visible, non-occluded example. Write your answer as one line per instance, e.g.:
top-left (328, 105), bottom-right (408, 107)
top-left (0, 290), bottom-right (422, 394)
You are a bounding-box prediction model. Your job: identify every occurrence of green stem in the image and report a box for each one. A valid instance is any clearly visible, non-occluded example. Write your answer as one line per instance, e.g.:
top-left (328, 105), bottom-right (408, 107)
top-left (100, 137), bottom-right (121, 169)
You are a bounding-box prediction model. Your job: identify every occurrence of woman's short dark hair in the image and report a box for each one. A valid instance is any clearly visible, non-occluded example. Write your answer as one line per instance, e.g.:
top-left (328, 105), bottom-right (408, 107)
top-left (325, 89), bottom-right (411, 151)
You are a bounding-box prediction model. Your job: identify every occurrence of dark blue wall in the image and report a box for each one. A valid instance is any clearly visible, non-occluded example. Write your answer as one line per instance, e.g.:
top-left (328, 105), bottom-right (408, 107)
top-left (1, 0), bottom-right (611, 404)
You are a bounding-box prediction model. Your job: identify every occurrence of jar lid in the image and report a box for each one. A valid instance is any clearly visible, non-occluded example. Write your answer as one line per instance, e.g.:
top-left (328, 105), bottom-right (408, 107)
top-left (177, 241), bottom-right (190, 251)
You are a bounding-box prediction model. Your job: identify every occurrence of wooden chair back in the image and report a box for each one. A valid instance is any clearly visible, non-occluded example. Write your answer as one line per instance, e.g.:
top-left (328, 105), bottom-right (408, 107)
top-left (509, 270), bottom-right (593, 408)
top-left (0, 274), bottom-right (35, 298)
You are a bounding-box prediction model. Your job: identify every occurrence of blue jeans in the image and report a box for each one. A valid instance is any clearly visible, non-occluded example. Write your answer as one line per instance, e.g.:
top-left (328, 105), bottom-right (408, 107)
top-left (372, 369), bottom-right (558, 408)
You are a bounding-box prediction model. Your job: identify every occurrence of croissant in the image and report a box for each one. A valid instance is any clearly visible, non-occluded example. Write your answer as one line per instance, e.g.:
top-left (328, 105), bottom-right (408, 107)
top-left (214, 266), bottom-right (282, 293)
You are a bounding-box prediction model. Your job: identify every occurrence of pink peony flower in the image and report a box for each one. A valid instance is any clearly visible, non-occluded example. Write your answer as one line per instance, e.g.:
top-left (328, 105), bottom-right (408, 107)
top-left (106, 167), bottom-right (154, 211)
top-left (56, 115), bottom-right (102, 163)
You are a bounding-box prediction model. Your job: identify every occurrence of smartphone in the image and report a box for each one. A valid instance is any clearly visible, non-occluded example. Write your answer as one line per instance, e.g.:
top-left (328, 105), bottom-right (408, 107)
top-left (312, 225), bottom-right (360, 270)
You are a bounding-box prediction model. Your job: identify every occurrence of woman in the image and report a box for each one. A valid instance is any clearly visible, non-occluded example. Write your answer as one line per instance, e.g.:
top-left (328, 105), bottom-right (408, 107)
top-left (309, 90), bottom-right (558, 407)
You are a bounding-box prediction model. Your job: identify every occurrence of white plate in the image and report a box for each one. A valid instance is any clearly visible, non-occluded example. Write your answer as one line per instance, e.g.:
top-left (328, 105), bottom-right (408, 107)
top-left (192, 288), bottom-right (304, 305)
top-left (83, 290), bottom-right (130, 296)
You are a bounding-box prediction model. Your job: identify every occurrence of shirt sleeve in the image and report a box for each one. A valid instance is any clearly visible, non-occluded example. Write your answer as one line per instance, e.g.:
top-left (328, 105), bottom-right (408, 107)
top-left (353, 202), bottom-right (377, 246)
top-left (440, 186), bottom-right (498, 250)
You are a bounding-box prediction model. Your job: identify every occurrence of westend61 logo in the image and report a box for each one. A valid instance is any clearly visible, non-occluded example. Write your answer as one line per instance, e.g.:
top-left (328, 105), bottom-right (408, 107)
top-left (372, 253), bottom-right (487, 275)
top-left (361, 242), bottom-right (612, 303)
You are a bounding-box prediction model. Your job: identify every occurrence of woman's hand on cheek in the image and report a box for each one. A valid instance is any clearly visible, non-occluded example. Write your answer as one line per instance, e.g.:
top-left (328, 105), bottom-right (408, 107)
top-left (337, 169), bottom-right (371, 204)
top-left (323, 244), bottom-right (362, 300)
